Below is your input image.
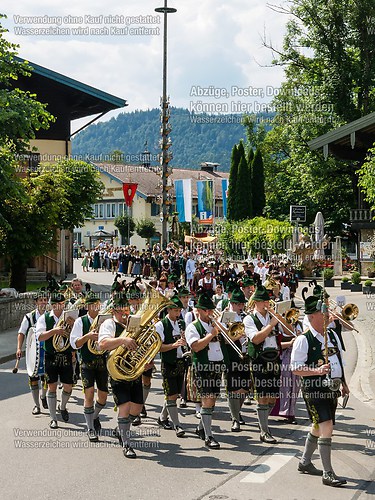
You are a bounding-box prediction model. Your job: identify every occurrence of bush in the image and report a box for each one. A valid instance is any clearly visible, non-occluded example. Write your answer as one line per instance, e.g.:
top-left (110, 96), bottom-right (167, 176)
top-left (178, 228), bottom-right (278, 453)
top-left (364, 279), bottom-right (373, 287)
top-left (323, 269), bottom-right (334, 280)
top-left (351, 271), bottom-right (361, 284)
top-left (341, 276), bottom-right (349, 282)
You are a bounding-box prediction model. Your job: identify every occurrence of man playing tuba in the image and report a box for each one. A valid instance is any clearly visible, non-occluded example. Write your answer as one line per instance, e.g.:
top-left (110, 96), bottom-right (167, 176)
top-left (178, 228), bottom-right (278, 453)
top-left (70, 293), bottom-right (109, 442)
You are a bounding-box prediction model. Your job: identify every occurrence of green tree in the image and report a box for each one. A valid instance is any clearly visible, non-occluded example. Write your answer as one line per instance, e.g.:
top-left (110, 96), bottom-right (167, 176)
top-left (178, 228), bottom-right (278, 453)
top-left (114, 214), bottom-right (135, 244)
top-left (234, 155), bottom-right (252, 221)
top-left (1, 161), bottom-right (103, 291)
top-left (256, 0), bottom-right (375, 231)
top-left (358, 146), bottom-right (375, 210)
top-left (227, 144), bottom-right (240, 220)
top-left (136, 219), bottom-right (156, 243)
top-left (251, 148), bottom-right (266, 217)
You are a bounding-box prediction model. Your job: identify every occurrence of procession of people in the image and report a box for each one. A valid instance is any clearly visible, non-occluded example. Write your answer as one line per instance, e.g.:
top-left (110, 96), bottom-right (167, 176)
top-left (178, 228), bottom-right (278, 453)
top-left (14, 248), bottom-right (356, 487)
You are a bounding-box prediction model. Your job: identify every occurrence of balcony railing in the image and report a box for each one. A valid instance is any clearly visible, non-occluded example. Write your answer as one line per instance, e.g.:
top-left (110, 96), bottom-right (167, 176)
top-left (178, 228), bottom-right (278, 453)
top-left (350, 209), bottom-right (375, 222)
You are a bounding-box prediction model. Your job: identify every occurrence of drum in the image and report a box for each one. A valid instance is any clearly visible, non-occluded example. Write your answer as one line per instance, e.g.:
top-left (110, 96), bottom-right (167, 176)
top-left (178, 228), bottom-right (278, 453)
top-left (26, 327), bottom-right (45, 377)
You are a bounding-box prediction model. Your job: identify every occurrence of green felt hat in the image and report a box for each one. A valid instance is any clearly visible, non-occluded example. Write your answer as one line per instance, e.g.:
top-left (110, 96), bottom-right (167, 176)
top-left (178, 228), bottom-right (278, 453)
top-left (168, 274), bottom-right (179, 283)
top-left (240, 276), bottom-right (255, 287)
top-left (304, 295), bottom-right (322, 315)
top-left (313, 285), bottom-right (330, 299)
top-left (195, 293), bottom-right (216, 310)
top-left (177, 287), bottom-right (190, 297)
top-left (167, 295), bottom-right (184, 309)
top-left (58, 284), bottom-right (68, 292)
top-left (112, 293), bottom-right (129, 308)
top-left (50, 293), bottom-right (65, 304)
top-left (125, 285), bottom-right (143, 300)
top-left (230, 288), bottom-right (246, 304)
top-left (250, 286), bottom-right (270, 302)
top-left (85, 293), bottom-right (101, 305)
top-left (34, 288), bottom-right (48, 300)
top-left (225, 280), bottom-right (237, 293)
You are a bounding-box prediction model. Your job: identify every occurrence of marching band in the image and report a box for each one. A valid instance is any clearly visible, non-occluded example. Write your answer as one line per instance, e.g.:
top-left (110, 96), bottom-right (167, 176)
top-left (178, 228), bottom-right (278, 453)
top-left (13, 263), bottom-right (358, 486)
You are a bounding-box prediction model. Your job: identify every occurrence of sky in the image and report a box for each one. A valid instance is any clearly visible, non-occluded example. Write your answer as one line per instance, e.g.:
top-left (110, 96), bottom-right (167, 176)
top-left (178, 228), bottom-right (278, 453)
top-left (1, 0), bottom-right (289, 131)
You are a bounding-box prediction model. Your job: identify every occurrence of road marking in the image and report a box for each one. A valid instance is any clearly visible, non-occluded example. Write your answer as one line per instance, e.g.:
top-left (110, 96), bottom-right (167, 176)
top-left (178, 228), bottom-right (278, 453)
top-left (240, 452), bottom-right (295, 483)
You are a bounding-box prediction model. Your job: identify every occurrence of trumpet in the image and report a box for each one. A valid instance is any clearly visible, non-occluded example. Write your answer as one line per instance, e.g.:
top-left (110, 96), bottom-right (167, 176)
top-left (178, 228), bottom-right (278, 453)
top-left (210, 310), bottom-right (245, 359)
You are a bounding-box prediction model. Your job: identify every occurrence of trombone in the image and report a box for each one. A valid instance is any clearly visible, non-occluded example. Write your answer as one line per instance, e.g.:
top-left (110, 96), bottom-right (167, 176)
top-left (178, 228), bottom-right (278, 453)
top-left (329, 299), bottom-right (359, 333)
top-left (210, 310), bottom-right (245, 359)
top-left (265, 300), bottom-right (297, 336)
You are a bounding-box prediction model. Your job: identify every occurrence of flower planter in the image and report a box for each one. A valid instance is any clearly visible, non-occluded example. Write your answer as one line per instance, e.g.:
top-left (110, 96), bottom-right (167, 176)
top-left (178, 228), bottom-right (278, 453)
top-left (324, 279), bottom-right (334, 288)
top-left (350, 284), bottom-right (362, 292)
top-left (363, 286), bottom-right (375, 294)
top-left (340, 282), bottom-right (351, 290)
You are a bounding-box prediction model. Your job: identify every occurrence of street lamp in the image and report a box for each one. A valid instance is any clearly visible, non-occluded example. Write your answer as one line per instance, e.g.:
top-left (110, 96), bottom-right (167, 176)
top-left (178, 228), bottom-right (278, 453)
top-left (155, 0), bottom-right (177, 249)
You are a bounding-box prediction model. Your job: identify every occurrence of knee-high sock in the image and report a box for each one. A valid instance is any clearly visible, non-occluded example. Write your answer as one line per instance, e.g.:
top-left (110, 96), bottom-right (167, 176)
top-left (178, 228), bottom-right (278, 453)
top-left (118, 417), bottom-right (131, 448)
top-left (301, 432), bottom-right (319, 466)
top-left (31, 385), bottom-right (40, 407)
top-left (143, 384), bottom-right (151, 405)
top-left (93, 401), bottom-right (105, 420)
top-left (318, 437), bottom-right (333, 473)
top-left (257, 404), bottom-right (269, 434)
top-left (160, 401), bottom-right (168, 420)
top-left (228, 393), bottom-right (241, 421)
top-left (84, 405), bottom-right (95, 431)
top-left (41, 383), bottom-right (47, 399)
top-left (47, 391), bottom-right (57, 420)
top-left (201, 407), bottom-right (213, 439)
top-left (60, 390), bottom-right (71, 410)
top-left (166, 400), bottom-right (180, 427)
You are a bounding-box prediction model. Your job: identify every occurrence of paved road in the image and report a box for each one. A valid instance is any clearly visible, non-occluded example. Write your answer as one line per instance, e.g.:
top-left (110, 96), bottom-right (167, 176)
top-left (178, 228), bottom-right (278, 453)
top-left (0, 263), bottom-right (374, 499)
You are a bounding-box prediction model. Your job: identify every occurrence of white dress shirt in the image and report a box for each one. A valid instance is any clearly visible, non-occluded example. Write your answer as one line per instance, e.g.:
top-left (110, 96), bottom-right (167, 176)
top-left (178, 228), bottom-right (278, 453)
top-left (155, 317), bottom-right (183, 359)
top-left (244, 311), bottom-right (278, 349)
top-left (291, 325), bottom-right (343, 379)
top-left (185, 319), bottom-right (223, 362)
top-left (35, 312), bottom-right (60, 341)
top-left (18, 310), bottom-right (42, 335)
top-left (70, 314), bottom-right (94, 350)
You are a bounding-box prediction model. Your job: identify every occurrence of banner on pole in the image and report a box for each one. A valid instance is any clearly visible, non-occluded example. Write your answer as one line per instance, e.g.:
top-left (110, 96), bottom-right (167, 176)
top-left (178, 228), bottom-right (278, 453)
top-left (122, 183), bottom-right (138, 207)
top-left (221, 179), bottom-right (228, 219)
top-left (197, 179), bottom-right (214, 224)
top-left (174, 179), bottom-right (192, 223)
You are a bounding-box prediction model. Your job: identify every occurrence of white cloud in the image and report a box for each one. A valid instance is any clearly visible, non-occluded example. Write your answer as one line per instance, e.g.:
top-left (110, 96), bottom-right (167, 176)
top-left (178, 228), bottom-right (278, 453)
top-left (1, 0), bottom-right (287, 126)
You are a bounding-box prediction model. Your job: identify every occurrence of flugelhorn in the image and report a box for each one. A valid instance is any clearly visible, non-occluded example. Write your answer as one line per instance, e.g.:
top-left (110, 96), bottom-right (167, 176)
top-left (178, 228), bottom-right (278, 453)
top-left (52, 311), bottom-right (76, 352)
top-left (87, 303), bottom-right (113, 355)
top-left (210, 310), bottom-right (244, 359)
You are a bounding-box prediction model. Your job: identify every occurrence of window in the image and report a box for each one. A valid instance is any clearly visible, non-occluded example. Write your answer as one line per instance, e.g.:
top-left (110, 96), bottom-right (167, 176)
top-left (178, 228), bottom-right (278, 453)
top-left (106, 204), bottom-right (111, 218)
top-left (151, 202), bottom-right (159, 217)
top-left (111, 203), bottom-right (116, 218)
top-left (94, 204), bottom-right (98, 218)
top-left (215, 205), bottom-right (224, 218)
top-left (118, 203), bottom-right (124, 216)
top-left (99, 204), bottom-right (103, 218)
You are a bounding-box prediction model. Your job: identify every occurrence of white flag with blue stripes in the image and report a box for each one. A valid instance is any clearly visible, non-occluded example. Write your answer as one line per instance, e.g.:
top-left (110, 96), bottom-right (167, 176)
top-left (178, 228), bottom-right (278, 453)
top-left (174, 179), bottom-right (192, 223)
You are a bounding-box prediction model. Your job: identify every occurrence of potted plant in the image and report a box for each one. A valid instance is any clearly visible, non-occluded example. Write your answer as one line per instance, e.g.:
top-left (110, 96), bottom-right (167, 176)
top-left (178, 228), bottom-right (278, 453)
top-left (323, 268), bottom-right (334, 288)
top-left (350, 271), bottom-right (362, 292)
top-left (363, 279), bottom-right (374, 294)
top-left (341, 276), bottom-right (351, 290)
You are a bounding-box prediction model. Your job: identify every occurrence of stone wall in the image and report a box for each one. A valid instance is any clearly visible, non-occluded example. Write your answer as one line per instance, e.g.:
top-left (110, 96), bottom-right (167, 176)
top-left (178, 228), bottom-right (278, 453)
top-left (0, 296), bottom-right (35, 331)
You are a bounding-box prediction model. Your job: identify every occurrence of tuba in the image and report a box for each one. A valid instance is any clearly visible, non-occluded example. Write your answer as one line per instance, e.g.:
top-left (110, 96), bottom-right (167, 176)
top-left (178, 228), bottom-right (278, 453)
top-left (107, 283), bottom-right (173, 381)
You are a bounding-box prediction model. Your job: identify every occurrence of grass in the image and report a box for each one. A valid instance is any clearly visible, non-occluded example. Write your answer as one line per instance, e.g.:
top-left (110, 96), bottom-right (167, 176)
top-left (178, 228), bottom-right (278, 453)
top-left (0, 281), bottom-right (49, 292)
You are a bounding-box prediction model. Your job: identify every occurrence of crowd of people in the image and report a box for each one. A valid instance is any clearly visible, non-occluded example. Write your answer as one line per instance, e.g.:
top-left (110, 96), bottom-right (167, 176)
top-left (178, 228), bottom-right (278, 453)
top-left (15, 250), bottom-right (353, 487)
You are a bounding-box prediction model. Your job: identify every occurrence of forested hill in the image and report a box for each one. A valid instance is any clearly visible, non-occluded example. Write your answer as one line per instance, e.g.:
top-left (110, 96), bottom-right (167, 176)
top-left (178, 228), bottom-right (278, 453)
top-left (71, 108), bottom-right (273, 170)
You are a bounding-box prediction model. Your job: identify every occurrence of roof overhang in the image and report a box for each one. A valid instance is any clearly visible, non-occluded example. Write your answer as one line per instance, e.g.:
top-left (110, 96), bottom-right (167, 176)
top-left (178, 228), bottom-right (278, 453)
top-left (308, 112), bottom-right (375, 161)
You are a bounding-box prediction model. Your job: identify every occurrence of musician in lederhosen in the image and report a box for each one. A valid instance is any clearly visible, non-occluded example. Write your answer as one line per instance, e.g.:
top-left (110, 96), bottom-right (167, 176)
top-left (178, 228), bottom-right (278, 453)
top-left (243, 286), bottom-right (281, 444)
top-left (185, 293), bottom-right (229, 449)
top-left (291, 294), bottom-right (349, 487)
top-left (35, 293), bottom-right (75, 429)
top-left (216, 279), bottom-right (237, 312)
top-left (239, 276), bottom-right (255, 302)
top-left (98, 293), bottom-right (141, 459)
top-left (222, 288), bottom-right (250, 432)
top-left (155, 295), bottom-right (187, 437)
top-left (16, 290), bottom-right (49, 415)
top-left (177, 287), bottom-right (193, 408)
top-left (70, 293), bottom-right (108, 442)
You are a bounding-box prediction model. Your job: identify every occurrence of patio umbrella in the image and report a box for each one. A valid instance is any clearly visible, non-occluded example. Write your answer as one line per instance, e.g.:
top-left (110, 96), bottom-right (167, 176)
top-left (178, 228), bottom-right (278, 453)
top-left (313, 211), bottom-right (325, 260)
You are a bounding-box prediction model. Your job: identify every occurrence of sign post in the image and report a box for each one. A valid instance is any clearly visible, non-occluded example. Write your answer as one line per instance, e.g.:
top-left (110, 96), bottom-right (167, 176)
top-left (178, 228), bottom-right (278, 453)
top-left (290, 205), bottom-right (306, 249)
